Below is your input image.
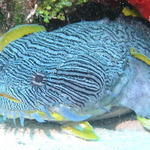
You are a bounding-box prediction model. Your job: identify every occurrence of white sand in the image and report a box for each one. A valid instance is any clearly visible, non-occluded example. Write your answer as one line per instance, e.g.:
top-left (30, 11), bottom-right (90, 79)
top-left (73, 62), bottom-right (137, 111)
top-left (0, 113), bottom-right (149, 150)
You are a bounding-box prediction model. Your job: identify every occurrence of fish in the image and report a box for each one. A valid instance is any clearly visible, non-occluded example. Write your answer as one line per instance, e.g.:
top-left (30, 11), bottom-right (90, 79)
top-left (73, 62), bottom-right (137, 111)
top-left (0, 16), bottom-right (150, 140)
top-left (122, 7), bottom-right (139, 17)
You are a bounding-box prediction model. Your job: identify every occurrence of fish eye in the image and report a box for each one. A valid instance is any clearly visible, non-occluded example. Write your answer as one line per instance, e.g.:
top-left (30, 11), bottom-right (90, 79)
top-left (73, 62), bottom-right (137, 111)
top-left (34, 74), bottom-right (44, 82)
top-left (32, 73), bottom-right (45, 86)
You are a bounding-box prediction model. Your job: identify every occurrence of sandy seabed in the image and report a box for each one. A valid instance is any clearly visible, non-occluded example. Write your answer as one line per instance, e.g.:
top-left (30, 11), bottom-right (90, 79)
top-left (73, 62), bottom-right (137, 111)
top-left (0, 113), bottom-right (149, 150)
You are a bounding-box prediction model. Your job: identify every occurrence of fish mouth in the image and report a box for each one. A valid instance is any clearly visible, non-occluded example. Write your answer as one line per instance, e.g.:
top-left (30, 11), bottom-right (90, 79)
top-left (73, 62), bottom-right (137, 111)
top-left (0, 92), bottom-right (60, 126)
top-left (0, 92), bottom-right (47, 125)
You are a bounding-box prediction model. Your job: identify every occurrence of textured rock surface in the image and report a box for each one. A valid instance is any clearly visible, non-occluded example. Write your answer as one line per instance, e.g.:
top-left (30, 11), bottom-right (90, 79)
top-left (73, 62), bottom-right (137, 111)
top-left (0, 0), bottom-right (124, 33)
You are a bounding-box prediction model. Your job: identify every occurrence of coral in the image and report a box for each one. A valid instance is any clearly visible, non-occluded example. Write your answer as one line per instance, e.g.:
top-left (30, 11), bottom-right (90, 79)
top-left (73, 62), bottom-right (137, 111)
top-left (36, 0), bottom-right (89, 23)
top-left (1, 0), bottom-right (149, 33)
top-left (93, 0), bottom-right (150, 21)
top-left (11, 0), bottom-right (26, 25)
top-left (0, 0), bottom-right (37, 33)
top-left (127, 0), bottom-right (150, 21)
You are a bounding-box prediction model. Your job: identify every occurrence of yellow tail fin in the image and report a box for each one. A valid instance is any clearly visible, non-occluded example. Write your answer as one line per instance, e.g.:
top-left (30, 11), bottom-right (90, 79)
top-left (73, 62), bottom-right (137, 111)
top-left (0, 24), bottom-right (46, 51)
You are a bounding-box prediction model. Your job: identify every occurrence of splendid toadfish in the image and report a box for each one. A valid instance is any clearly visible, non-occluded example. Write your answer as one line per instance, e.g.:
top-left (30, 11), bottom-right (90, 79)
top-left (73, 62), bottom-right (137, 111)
top-left (0, 16), bottom-right (150, 140)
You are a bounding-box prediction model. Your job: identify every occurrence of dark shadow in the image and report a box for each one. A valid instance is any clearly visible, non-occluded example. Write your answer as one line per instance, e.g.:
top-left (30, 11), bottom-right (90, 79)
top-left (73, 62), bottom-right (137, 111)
top-left (90, 112), bottom-right (136, 130)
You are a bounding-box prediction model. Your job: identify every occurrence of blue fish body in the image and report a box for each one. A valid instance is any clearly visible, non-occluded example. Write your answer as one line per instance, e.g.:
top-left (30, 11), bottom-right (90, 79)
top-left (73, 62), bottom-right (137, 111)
top-left (0, 16), bottom-right (150, 123)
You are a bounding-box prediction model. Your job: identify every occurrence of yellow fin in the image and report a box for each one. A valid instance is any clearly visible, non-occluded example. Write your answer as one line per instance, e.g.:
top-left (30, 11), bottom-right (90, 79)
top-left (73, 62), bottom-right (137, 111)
top-left (25, 110), bottom-right (46, 117)
top-left (137, 116), bottom-right (150, 130)
top-left (0, 24), bottom-right (46, 51)
top-left (122, 7), bottom-right (139, 17)
top-left (0, 93), bottom-right (22, 103)
top-left (37, 111), bottom-right (47, 117)
top-left (25, 111), bottom-right (65, 120)
top-left (130, 48), bottom-right (150, 66)
top-left (62, 121), bottom-right (99, 140)
top-left (51, 112), bottom-right (65, 121)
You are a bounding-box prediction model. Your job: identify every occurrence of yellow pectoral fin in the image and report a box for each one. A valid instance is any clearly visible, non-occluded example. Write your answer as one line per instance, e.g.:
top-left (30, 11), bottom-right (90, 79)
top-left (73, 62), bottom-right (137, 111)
top-left (130, 48), bottom-right (150, 66)
top-left (0, 93), bottom-right (22, 103)
top-left (25, 111), bottom-right (65, 121)
top-left (0, 24), bottom-right (46, 51)
top-left (51, 112), bottom-right (65, 121)
top-left (62, 121), bottom-right (99, 141)
top-left (137, 116), bottom-right (150, 130)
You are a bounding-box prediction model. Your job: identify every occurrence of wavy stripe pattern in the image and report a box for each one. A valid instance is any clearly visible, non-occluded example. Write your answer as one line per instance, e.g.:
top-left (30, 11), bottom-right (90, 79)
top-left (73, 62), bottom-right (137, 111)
top-left (0, 17), bottom-right (149, 115)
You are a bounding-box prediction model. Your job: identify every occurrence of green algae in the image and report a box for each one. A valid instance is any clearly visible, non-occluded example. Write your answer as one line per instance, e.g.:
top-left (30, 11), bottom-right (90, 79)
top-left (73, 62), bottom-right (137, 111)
top-left (36, 0), bottom-right (89, 23)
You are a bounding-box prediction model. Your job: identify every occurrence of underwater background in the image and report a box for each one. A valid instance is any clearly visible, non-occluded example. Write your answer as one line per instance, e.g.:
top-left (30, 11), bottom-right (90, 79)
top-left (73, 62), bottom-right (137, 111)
top-left (0, 113), bottom-right (150, 150)
top-left (0, 0), bottom-right (150, 150)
